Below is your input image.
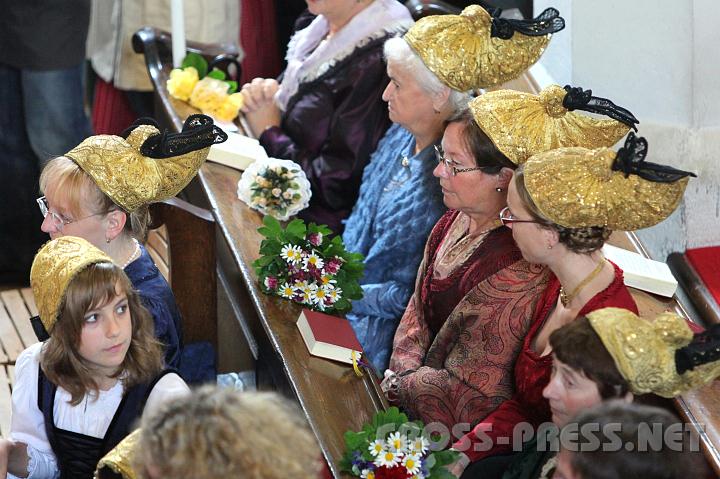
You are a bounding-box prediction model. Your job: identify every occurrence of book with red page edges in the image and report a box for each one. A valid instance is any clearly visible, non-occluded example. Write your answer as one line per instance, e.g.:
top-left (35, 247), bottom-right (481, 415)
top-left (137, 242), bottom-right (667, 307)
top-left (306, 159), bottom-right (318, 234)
top-left (297, 308), bottom-right (363, 364)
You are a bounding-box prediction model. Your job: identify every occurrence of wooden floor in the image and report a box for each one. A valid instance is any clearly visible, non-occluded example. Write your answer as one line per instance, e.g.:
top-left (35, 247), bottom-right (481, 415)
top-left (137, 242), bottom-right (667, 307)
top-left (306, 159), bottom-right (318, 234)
top-left (0, 287), bottom-right (39, 436)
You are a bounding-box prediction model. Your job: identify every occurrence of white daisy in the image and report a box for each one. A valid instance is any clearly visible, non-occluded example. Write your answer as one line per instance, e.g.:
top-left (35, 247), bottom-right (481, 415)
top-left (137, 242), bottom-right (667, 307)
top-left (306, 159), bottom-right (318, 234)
top-left (387, 431), bottom-right (408, 453)
top-left (374, 449), bottom-right (401, 468)
top-left (402, 454), bottom-right (422, 475)
top-left (280, 244), bottom-right (303, 264)
top-left (409, 436), bottom-right (430, 455)
top-left (368, 439), bottom-right (385, 457)
top-left (360, 469), bottom-right (376, 479)
top-left (302, 251), bottom-right (324, 270)
top-left (327, 287), bottom-right (342, 303)
top-left (279, 282), bottom-right (295, 299)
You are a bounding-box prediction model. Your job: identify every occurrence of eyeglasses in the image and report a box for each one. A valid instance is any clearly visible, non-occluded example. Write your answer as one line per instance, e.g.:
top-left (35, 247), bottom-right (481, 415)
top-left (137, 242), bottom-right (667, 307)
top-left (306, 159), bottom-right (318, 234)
top-left (499, 206), bottom-right (543, 226)
top-left (36, 196), bottom-right (106, 231)
top-left (434, 145), bottom-right (487, 176)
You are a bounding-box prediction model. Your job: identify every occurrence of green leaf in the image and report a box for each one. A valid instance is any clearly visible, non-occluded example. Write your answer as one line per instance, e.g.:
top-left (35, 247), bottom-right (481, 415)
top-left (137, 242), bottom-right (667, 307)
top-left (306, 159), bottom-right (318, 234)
top-left (181, 52), bottom-right (208, 78)
top-left (207, 67), bottom-right (226, 80)
top-left (430, 450), bottom-right (459, 467)
top-left (226, 80), bottom-right (238, 93)
top-left (285, 219), bottom-right (307, 239)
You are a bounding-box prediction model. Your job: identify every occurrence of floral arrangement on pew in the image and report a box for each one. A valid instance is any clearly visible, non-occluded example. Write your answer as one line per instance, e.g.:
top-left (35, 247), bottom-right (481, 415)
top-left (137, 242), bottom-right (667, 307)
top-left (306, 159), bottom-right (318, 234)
top-left (253, 216), bottom-right (364, 315)
top-left (237, 158), bottom-right (312, 221)
top-left (342, 407), bottom-right (459, 479)
top-left (166, 52), bottom-right (244, 122)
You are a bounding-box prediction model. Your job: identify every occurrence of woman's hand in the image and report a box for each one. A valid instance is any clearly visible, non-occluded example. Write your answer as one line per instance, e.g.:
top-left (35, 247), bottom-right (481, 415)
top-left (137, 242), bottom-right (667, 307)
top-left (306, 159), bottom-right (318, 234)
top-left (240, 78), bottom-right (279, 113)
top-left (0, 438), bottom-right (29, 478)
top-left (244, 100), bottom-right (282, 138)
top-left (447, 452), bottom-right (470, 478)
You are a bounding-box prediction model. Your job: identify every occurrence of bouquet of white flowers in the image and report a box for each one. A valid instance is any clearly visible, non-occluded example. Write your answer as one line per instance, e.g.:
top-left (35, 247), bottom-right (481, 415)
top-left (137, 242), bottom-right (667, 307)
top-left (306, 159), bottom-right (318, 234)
top-left (237, 158), bottom-right (311, 221)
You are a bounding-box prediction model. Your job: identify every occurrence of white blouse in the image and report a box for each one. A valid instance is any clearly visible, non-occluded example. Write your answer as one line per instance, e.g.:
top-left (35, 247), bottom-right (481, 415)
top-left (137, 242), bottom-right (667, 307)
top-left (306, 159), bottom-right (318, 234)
top-left (9, 342), bottom-right (189, 479)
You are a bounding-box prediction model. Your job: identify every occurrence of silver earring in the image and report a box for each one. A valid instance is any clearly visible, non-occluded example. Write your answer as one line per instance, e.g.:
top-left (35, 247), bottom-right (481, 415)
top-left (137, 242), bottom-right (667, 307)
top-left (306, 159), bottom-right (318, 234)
top-left (106, 237), bottom-right (111, 244)
top-left (547, 244), bottom-right (553, 250)
top-left (495, 187), bottom-right (503, 192)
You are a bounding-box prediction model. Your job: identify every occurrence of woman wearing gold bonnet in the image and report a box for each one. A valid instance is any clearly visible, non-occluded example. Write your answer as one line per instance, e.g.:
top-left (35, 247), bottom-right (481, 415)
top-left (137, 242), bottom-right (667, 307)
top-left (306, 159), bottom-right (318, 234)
top-left (386, 80), bottom-right (639, 440)
top-left (37, 114), bottom-right (227, 376)
top-left (343, 4), bottom-right (564, 372)
top-left (452, 132), bottom-right (695, 473)
top-left (493, 307), bottom-right (713, 479)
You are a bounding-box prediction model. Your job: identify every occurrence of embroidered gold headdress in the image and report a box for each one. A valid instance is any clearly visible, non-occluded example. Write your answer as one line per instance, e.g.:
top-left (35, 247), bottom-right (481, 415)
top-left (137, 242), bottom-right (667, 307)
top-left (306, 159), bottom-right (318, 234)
top-left (404, 5), bottom-right (564, 91)
top-left (30, 236), bottom-right (113, 335)
top-left (95, 429), bottom-right (140, 479)
top-left (588, 307), bottom-right (720, 398)
top-left (522, 132), bottom-right (695, 230)
top-left (65, 114), bottom-right (227, 212)
top-left (470, 84), bottom-right (638, 165)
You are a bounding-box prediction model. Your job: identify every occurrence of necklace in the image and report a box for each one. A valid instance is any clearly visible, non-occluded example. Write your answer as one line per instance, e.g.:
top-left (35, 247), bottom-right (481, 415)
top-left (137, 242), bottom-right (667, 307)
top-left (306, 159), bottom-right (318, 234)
top-left (121, 238), bottom-right (140, 269)
top-left (559, 258), bottom-right (607, 307)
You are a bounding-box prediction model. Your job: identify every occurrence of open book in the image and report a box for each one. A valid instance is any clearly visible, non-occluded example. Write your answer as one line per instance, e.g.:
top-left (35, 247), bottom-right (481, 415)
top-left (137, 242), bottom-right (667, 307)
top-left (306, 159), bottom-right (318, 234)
top-left (207, 131), bottom-right (269, 170)
top-left (602, 243), bottom-right (678, 297)
top-left (297, 309), bottom-right (363, 365)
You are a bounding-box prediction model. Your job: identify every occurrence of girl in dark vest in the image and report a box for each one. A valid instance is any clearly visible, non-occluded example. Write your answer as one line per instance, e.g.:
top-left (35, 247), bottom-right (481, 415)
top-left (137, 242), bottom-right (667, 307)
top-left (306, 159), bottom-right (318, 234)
top-left (0, 236), bottom-right (188, 479)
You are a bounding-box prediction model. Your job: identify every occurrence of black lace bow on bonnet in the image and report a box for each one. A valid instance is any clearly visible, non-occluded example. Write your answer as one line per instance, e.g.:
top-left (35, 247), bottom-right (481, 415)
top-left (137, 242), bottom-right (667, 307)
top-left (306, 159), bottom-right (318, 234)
top-left (612, 132), bottom-right (697, 183)
top-left (562, 85), bottom-right (639, 131)
top-left (122, 114), bottom-right (228, 159)
top-left (676, 324), bottom-right (720, 374)
top-left (490, 7), bottom-right (565, 40)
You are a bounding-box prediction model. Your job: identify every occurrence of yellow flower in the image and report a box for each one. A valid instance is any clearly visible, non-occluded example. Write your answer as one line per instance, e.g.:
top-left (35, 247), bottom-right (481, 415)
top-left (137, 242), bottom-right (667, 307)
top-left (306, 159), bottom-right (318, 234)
top-left (214, 92), bottom-right (245, 122)
top-left (189, 77), bottom-right (229, 116)
top-left (167, 67), bottom-right (199, 101)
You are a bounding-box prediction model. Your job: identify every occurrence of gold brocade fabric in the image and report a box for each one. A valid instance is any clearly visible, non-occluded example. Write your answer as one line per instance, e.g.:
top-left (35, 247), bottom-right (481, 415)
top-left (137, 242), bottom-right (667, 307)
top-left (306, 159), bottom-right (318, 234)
top-left (94, 429), bottom-right (140, 479)
top-left (65, 124), bottom-right (210, 212)
top-left (404, 5), bottom-right (552, 91)
top-left (470, 84), bottom-right (630, 165)
top-left (588, 308), bottom-right (720, 398)
top-left (522, 146), bottom-right (690, 230)
top-left (30, 237), bottom-right (112, 334)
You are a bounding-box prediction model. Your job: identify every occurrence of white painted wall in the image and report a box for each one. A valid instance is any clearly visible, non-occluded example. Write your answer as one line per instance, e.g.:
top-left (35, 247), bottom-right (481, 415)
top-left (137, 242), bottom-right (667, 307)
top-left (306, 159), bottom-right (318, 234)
top-left (533, 0), bottom-right (720, 260)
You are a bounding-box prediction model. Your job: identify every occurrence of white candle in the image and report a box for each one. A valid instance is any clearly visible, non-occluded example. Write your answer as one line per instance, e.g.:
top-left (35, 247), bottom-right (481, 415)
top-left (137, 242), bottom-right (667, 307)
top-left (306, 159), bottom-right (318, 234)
top-left (171, 0), bottom-right (186, 68)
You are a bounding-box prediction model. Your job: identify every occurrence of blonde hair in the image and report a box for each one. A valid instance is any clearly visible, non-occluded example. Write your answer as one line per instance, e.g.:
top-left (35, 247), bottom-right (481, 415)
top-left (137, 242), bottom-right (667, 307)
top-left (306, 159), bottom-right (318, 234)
top-left (40, 156), bottom-right (151, 241)
top-left (40, 262), bottom-right (163, 405)
top-left (136, 387), bottom-right (323, 479)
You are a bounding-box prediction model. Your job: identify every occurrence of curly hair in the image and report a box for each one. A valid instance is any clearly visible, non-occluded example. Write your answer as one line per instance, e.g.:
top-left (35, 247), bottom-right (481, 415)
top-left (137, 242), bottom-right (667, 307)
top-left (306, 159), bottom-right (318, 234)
top-left (40, 156), bottom-right (151, 241)
top-left (40, 262), bottom-right (164, 405)
top-left (136, 387), bottom-right (323, 479)
top-left (513, 167), bottom-right (611, 254)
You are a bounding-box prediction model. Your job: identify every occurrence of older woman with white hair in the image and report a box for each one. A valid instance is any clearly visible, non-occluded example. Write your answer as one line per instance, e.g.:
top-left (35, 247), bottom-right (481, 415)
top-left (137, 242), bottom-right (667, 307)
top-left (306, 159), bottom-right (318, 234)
top-left (342, 5), bottom-right (564, 372)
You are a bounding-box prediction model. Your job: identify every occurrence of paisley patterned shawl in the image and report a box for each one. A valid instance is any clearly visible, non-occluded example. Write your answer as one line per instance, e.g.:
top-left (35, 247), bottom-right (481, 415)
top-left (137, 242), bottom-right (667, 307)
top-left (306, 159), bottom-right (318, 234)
top-left (388, 210), bottom-right (550, 429)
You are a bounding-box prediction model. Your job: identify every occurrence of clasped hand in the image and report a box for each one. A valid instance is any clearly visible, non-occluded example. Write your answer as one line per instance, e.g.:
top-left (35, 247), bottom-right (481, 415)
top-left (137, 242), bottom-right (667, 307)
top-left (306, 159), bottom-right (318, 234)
top-left (240, 78), bottom-right (281, 137)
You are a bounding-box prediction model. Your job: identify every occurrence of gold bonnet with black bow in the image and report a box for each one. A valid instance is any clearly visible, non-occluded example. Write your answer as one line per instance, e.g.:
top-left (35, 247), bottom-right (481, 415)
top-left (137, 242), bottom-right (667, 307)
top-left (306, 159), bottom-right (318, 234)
top-left (469, 84), bottom-right (639, 165)
top-left (521, 132), bottom-right (695, 230)
top-left (64, 114), bottom-right (227, 212)
top-left (404, 5), bottom-right (565, 91)
top-left (588, 307), bottom-right (720, 398)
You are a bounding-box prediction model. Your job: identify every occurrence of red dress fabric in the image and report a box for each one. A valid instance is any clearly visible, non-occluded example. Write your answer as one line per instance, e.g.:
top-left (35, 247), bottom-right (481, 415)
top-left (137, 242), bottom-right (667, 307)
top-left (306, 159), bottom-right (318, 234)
top-left (686, 247), bottom-right (720, 306)
top-left (239, 0), bottom-right (282, 83)
top-left (453, 262), bottom-right (638, 462)
top-left (388, 210), bottom-right (551, 431)
top-left (91, 77), bottom-right (137, 135)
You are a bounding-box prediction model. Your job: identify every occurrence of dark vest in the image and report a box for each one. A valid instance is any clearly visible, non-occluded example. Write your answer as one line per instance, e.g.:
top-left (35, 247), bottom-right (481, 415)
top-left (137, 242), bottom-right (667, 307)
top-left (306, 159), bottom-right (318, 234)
top-left (37, 367), bottom-right (172, 479)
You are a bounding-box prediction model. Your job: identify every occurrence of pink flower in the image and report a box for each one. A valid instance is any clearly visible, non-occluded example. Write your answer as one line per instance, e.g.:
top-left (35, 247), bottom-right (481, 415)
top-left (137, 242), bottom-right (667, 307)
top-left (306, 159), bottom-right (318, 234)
top-left (308, 232), bottom-right (323, 247)
top-left (264, 276), bottom-right (278, 290)
top-left (325, 258), bottom-right (342, 274)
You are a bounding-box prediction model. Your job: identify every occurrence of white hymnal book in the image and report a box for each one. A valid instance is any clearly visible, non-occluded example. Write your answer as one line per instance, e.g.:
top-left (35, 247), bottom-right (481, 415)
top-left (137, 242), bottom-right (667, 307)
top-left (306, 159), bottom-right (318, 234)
top-left (207, 131), bottom-right (268, 171)
top-left (602, 243), bottom-right (678, 297)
